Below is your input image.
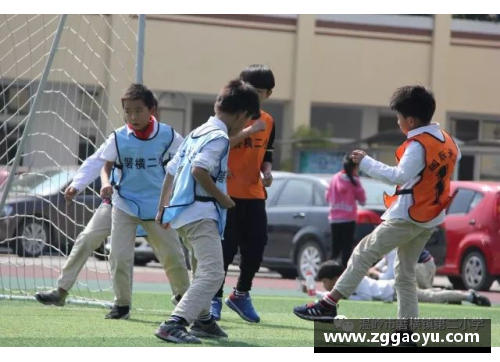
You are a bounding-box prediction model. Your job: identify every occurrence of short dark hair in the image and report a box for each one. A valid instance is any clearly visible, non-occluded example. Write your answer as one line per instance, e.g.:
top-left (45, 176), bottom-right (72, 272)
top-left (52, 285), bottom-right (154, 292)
top-left (316, 260), bottom-right (345, 281)
top-left (389, 85), bottom-right (436, 124)
top-left (214, 79), bottom-right (261, 120)
top-left (240, 64), bottom-right (275, 90)
top-left (121, 83), bottom-right (156, 110)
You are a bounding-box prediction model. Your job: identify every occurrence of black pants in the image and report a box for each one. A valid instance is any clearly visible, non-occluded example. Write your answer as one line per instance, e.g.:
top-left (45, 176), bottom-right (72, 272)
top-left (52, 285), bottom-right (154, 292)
top-left (330, 221), bottom-right (356, 268)
top-left (215, 198), bottom-right (268, 298)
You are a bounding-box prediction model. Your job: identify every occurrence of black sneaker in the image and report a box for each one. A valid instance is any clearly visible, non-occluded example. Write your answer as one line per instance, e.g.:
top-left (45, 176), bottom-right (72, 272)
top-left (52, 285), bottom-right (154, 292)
top-left (470, 290), bottom-right (491, 307)
top-left (190, 318), bottom-right (228, 339)
top-left (105, 305), bottom-right (130, 319)
top-left (155, 321), bottom-right (202, 344)
top-left (293, 300), bottom-right (337, 322)
top-left (34, 289), bottom-right (66, 307)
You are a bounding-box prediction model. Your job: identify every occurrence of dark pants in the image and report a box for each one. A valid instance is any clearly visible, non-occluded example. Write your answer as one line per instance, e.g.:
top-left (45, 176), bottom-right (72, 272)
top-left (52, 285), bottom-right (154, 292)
top-left (330, 221), bottom-right (356, 268)
top-left (215, 198), bottom-right (268, 298)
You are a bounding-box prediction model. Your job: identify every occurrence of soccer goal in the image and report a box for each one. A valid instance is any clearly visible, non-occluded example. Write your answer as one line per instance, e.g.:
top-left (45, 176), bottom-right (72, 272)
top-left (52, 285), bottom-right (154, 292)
top-left (0, 14), bottom-right (145, 306)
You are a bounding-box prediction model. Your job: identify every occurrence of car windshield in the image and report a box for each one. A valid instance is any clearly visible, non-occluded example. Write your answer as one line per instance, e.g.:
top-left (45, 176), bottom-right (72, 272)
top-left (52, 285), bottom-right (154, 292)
top-left (9, 169), bottom-right (76, 197)
top-left (317, 175), bottom-right (394, 207)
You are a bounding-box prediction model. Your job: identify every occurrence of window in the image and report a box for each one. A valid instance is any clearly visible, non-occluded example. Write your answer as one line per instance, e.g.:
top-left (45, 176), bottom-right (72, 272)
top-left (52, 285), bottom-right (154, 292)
top-left (480, 155), bottom-right (500, 181)
top-left (481, 121), bottom-right (500, 141)
top-left (78, 135), bottom-right (96, 165)
top-left (451, 119), bottom-right (479, 142)
top-left (310, 106), bottom-right (362, 139)
top-left (314, 186), bottom-right (327, 206)
top-left (0, 84), bottom-right (31, 115)
top-left (275, 179), bottom-right (313, 206)
top-left (265, 178), bottom-right (285, 204)
top-left (378, 115), bottom-right (399, 132)
top-left (78, 88), bottom-right (102, 120)
top-left (447, 188), bottom-right (476, 215)
top-left (468, 192), bottom-right (484, 212)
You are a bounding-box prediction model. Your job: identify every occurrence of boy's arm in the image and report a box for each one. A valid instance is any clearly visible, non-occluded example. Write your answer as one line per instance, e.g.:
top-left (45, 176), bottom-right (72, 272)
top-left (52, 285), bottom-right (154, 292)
top-left (100, 161), bottom-right (114, 199)
top-left (351, 142), bottom-right (425, 185)
top-left (192, 166), bottom-right (235, 209)
top-left (229, 119), bottom-right (266, 148)
top-left (261, 123), bottom-right (275, 187)
top-left (156, 172), bottom-right (174, 226)
top-left (65, 143), bottom-right (106, 202)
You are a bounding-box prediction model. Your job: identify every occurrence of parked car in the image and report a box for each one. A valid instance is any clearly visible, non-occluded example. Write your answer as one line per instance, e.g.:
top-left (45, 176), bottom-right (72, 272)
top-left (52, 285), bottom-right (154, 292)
top-left (0, 167), bottom-right (101, 257)
top-left (438, 181), bottom-right (500, 291)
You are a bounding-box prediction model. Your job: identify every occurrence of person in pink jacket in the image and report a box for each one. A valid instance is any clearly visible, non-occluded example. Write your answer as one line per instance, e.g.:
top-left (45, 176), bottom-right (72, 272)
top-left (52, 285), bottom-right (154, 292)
top-left (326, 155), bottom-right (366, 267)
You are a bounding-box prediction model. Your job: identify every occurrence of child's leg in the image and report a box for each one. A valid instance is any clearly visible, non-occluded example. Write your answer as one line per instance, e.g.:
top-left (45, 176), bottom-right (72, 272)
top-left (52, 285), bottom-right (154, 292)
top-left (340, 221), bottom-right (356, 268)
top-left (394, 227), bottom-right (434, 319)
top-left (172, 219), bottom-right (225, 325)
top-left (417, 288), bottom-right (466, 304)
top-left (109, 207), bottom-right (138, 307)
top-left (332, 220), bottom-right (423, 300)
top-left (58, 203), bottom-right (112, 291)
top-left (141, 221), bottom-right (190, 298)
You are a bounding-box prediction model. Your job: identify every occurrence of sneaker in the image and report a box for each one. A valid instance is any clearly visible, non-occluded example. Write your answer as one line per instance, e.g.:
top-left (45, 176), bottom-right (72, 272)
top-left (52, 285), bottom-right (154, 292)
top-left (225, 291), bottom-right (260, 323)
top-left (293, 300), bottom-right (337, 322)
top-left (210, 297), bottom-right (222, 321)
top-left (105, 305), bottom-right (130, 319)
top-left (155, 321), bottom-right (202, 344)
top-left (34, 289), bottom-right (66, 306)
top-left (190, 318), bottom-right (228, 339)
top-left (470, 290), bottom-right (491, 307)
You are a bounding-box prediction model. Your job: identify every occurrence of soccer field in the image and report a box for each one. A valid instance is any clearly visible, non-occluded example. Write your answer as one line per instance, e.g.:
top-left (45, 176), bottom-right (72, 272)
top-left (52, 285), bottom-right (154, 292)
top-left (1, 293), bottom-right (499, 347)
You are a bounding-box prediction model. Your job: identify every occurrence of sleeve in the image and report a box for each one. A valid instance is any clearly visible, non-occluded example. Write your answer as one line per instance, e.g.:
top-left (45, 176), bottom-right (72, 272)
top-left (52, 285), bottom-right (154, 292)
top-left (263, 122), bottom-right (275, 164)
top-left (166, 149), bottom-right (181, 176)
top-left (359, 142), bottom-right (425, 185)
top-left (69, 142), bottom-right (107, 192)
top-left (191, 138), bottom-right (229, 173)
top-left (99, 133), bottom-right (118, 162)
top-left (354, 177), bottom-right (366, 206)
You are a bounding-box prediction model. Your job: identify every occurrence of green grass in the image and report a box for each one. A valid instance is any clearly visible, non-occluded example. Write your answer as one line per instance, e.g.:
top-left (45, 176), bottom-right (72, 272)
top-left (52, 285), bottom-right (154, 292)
top-left (0, 293), bottom-right (499, 347)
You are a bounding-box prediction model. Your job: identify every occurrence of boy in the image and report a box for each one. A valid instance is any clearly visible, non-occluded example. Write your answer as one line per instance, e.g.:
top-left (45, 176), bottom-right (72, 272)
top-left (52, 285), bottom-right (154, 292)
top-left (211, 65), bottom-right (276, 323)
top-left (294, 85), bottom-right (461, 321)
top-left (154, 79), bottom-right (260, 344)
top-left (99, 84), bottom-right (190, 319)
top-left (33, 96), bottom-right (179, 307)
top-left (310, 260), bottom-right (490, 307)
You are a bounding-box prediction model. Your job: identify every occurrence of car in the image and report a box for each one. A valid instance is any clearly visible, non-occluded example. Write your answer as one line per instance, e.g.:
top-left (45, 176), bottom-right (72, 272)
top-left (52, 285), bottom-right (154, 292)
top-left (0, 167), bottom-right (102, 257)
top-left (438, 181), bottom-right (500, 291)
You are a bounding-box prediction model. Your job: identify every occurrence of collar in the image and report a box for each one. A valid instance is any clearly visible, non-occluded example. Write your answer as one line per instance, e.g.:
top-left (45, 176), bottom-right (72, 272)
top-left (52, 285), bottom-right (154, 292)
top-left (207, 116), bottom-right (228, 135)
top-left (407, 122), bottom-right (440, 139)
top-left (127, 116), bottom-right (157, 139)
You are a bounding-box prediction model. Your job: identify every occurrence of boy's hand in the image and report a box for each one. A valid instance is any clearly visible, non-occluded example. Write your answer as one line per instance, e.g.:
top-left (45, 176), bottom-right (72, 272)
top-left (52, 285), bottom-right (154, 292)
top-left (262, 171), bottom-right (273, 187)
top-left (351, 150), bottom-right (367, 164)
top-left (100, 183), bottom-right (113, 199)
top-left (64, 186), bottom-right (78, 203)
top-left (250, 119), bottom-right (266, 134)
top-left (218, 195), bottom-right (235, 209)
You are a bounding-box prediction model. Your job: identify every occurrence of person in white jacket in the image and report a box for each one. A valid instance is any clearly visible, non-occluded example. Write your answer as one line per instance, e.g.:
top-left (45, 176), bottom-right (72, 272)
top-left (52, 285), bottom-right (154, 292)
top-left (307, 260), bottom-right (490, 307)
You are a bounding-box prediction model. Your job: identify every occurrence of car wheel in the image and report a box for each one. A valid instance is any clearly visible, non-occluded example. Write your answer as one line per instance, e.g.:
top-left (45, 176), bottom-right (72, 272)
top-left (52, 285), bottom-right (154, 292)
top-left (461, 251), bottom-right (494, 291)
top-left (134, 257), bottom-right (149, 266)
top-left (17, 218), bottom-right (48, 257)
top-left (295, 240), bottom-right (325, 280)
top-left (447, 276), bottom-right (465, 290)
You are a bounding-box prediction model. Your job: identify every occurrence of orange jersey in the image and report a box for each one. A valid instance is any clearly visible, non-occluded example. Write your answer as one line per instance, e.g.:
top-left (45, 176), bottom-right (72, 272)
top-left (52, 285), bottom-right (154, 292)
top-left (383, 130), bottom-right (458, 223)
top-left (227, 110), bottom-right (274, 199)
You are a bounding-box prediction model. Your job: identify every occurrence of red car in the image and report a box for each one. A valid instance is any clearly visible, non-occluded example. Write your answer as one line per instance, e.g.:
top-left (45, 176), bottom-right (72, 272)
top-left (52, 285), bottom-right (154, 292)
top-left (438, 181), bottom-right (500, 291)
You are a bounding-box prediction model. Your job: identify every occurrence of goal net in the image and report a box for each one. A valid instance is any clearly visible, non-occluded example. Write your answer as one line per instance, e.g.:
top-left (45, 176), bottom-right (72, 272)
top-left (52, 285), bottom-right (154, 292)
top-left (0, 14), bottom-right (141, 306)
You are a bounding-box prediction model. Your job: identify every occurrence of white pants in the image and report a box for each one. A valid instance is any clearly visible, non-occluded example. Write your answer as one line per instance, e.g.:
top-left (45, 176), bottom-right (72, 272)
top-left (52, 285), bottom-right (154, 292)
top-left (171, 219), bottom-right (225, 324)
top-left (334, 219), bottom-right (434, 319)
top-left (109, 207), bottom-right (190, 306)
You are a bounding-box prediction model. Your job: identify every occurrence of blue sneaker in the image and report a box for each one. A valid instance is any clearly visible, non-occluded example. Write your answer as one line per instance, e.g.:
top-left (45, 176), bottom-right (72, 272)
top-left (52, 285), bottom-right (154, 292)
top-left (293, 300), bottom-right (337, 322)
top-left (210, 297), bottom-right (222, 321)
top-left (225, 290), bottom-right (260, 323)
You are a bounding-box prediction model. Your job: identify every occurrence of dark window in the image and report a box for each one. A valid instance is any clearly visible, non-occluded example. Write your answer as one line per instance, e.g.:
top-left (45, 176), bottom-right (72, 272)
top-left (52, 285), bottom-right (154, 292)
top-left (452, 119), bottom-right (479, 142)
top-left (265, 178), bottom-right (285, 205)
top-left (78, 135), bottom-right (96, 165)
top-left (310, 106), bottom-right (362, 139)
top-left (468, 192), bottom-right (484, 212)
top-left (447, 188), bottom-right (476, 215)
top-left (378, 115), bottom-right (399, 132)
top-left (275, 179), bottom-right (313, 206)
